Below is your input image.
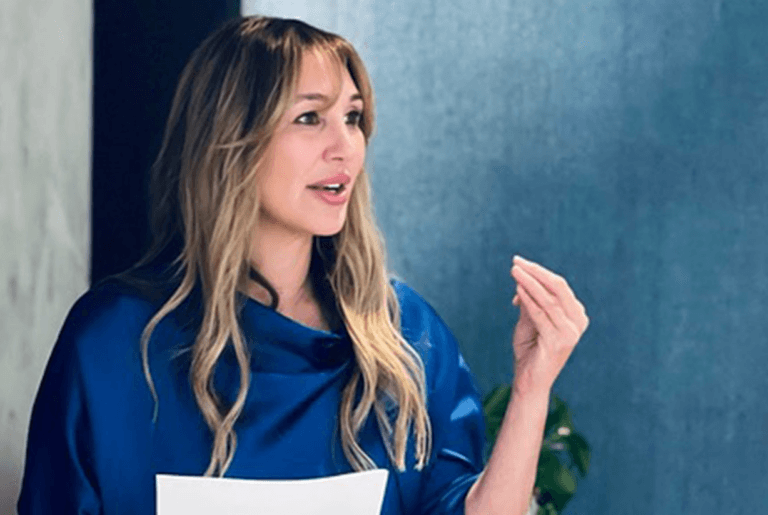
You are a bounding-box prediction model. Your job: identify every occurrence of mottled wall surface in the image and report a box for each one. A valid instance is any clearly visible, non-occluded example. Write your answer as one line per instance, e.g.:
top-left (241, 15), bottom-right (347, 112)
top-left (0, 0), bottom-right (92, 513)
top-left (248, 1), bottom-right (768, 513)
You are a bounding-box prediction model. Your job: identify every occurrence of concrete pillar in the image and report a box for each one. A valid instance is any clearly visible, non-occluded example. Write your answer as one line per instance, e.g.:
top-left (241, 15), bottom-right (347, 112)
top-left (0, 0), bottom-right (92, 512)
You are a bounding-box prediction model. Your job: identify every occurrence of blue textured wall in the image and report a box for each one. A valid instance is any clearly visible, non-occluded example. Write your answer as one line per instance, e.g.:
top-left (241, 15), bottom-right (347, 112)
top-left (364, 1), bottom-right (768, 514)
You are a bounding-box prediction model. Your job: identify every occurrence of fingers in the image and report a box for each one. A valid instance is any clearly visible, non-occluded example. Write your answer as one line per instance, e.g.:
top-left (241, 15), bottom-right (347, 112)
top-left (512, 264), bottom-right (569, 332)
top-left (515, 282), bottom-right (558, 336)
top-left (511, 256), bottom-right (589, 331)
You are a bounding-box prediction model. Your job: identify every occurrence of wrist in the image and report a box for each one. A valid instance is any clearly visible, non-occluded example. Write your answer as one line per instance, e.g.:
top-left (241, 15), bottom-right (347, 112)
top-left (511, 379), bottom-right (552, 403)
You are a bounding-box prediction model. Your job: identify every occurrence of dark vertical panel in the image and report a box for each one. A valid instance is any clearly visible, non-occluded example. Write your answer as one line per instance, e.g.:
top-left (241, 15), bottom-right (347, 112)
top-left (91, 0), bottom-right (239, 284)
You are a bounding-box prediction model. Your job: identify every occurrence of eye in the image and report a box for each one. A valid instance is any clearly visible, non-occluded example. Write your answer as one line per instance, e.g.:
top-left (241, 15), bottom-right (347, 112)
top-left (294, 111), bottom-right (320, 125)
top-left (345, 110), bottom-right (363, 127)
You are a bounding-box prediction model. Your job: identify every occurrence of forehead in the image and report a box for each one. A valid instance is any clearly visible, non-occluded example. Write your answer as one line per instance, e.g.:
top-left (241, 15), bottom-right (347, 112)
top-left (294, 50), bottom-right (359, 98)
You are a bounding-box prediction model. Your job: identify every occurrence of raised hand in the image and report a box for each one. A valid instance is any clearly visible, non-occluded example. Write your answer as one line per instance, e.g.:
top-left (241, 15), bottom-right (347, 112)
top-left (509, 255), bottom-right (589, 396)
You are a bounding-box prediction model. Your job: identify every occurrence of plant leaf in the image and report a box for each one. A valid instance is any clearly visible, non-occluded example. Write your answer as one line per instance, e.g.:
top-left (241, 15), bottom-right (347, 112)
top-left (564, 431), bottom-right (591, 477)
top-left (536, 447), bottom-right (559, 476)
top-left (544, 502), bottom-right (559, 515)
top-left (482, 385), bottom-right (511, 445)
top-left (482, 385), bottom-right (511, 417)
top-left (544, 395), bottom-right (573, 437)
top-left (536, 460), bottom-right (577, 512)
top-left (554, 466), bottom-right (577, 494)
top-left (484, 414), bottom-right (502, 444)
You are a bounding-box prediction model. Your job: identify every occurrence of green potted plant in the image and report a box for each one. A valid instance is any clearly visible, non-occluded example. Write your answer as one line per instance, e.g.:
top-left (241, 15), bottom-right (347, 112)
top-left (482, 386), bottom-right (591, 515)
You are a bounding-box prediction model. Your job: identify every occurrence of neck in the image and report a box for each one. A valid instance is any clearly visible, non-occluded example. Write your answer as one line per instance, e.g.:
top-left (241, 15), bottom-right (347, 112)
top-left (246, 221), bottom-right (315, 313)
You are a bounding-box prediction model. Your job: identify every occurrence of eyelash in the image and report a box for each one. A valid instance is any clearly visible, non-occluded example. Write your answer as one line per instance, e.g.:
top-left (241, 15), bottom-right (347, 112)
top-left (294, 110), bottom-right (363, 127)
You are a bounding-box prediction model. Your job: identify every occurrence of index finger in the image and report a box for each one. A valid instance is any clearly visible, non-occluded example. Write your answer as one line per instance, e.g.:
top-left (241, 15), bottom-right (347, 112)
top-left (512, 255), bottom-right (585, 317)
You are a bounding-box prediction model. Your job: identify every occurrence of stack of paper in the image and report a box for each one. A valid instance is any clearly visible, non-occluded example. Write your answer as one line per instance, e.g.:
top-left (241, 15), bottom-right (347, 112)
top-left (157, 469), bottom-right (389, 515)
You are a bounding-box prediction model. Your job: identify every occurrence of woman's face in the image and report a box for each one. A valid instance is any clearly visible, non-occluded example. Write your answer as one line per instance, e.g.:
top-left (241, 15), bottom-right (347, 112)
top-left (257, 51), bottom-right (366, 240)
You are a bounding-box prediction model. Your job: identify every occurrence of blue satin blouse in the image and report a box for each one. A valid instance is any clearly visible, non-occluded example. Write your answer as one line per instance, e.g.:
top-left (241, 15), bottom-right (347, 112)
top-left (18, 272), bottom-right (486, 514)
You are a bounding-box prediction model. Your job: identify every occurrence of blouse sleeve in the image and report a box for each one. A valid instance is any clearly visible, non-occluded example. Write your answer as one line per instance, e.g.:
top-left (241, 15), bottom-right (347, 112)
top-left (393, 281), bottom-right (487, 515)
top-left (17, 295), bottom-right (102, 515)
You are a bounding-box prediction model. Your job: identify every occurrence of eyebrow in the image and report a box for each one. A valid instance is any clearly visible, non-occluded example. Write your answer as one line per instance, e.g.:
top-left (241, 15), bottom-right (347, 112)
top-left (295, 92), bottom-right (363, 102)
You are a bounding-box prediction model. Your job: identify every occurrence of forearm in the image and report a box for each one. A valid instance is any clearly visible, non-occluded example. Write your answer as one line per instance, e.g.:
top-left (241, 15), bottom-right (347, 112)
top-left (465, 385), bottom-right (551, 515)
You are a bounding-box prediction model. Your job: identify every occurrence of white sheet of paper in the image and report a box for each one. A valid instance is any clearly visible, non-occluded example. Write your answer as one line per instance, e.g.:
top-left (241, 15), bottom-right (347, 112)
top-left (156, 469), bottom-right (389, 515)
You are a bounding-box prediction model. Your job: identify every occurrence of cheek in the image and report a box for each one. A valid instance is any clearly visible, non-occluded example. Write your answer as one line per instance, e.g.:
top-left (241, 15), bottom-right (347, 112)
top-left (264, 142), bottom-right (312, 191)
top-left (352, 136), bottom-right (367, 169)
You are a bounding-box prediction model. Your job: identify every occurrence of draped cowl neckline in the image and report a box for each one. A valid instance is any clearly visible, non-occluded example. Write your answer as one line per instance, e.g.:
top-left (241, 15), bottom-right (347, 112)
top-left (235, 293), bottom-right (354, 374)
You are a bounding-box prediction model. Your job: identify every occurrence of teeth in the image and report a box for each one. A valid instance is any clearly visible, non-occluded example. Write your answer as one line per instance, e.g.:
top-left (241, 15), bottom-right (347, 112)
top-left (308, 182), bottom-right (346, 194)
top-left (322, 184), bottom-right (343, 193)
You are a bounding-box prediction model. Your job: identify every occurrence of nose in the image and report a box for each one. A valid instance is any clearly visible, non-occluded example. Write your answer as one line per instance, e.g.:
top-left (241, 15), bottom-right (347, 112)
top-left (322, 119), bottom-right (358, 163)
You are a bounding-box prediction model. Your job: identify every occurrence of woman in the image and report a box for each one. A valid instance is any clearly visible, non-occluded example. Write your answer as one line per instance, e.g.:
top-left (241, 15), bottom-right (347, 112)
top-left (18, 16), bottom-right (588, 515)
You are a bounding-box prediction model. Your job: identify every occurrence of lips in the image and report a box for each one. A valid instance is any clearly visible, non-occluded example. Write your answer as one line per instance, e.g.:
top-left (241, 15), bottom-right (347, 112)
top-left (307, 173), bottom-right (351, 188)
top-left (307, 172), bottom-right (352, 196)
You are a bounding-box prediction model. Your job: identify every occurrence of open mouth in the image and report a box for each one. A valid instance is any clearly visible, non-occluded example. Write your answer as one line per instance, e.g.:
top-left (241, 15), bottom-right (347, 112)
top-left (307, 183), bottom-right (346, 195)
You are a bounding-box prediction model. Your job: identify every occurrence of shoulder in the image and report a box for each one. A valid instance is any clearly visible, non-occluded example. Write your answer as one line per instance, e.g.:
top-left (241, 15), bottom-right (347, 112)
top-left (55, 285), bottom-right (151, 362)
top-left (55, 267), bottom-right (185, 363)
top-left (390, 279), bottom-right (448, 338)
top-left (389, 278), bottom-right (464, 386)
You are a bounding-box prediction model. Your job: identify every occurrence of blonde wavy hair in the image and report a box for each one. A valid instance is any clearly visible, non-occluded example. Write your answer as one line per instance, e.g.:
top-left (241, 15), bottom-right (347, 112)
top-left (129, 16), bottom-right (432, 477)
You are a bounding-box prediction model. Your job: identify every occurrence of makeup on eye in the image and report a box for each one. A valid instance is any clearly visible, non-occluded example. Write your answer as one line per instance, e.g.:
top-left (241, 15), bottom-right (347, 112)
top-left (294, 111), bottom-right (321, 125)
top-left (344, 110), bottom-right (363, 126)
top-left (292, 108), bottom-right (364, 126)
top-left (291, 91), bottom-right (364, 125)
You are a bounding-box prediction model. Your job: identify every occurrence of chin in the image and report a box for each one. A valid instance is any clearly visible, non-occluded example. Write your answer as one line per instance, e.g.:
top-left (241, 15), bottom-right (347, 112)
top-left (308, 209), bottom-right (349, 237)
top-left (313, 221), bottom-right (347, 237)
